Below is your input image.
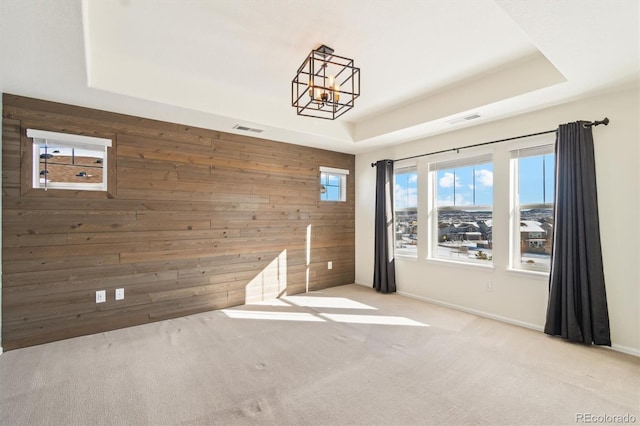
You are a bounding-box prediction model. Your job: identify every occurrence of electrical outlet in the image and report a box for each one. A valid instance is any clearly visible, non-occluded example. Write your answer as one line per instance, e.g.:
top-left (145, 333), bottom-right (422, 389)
top-left (486, 281), bottom-right (493, 292)
top-left (96, 290), bottom-right (106, 303)
top-left (115, 288), bottom-right (124, 301)
top-left (328, 261), bottom-right (333, 270)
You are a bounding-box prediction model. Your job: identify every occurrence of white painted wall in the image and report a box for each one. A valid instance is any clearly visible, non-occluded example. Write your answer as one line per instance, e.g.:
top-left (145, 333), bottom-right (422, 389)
top-left (355, 86), bottom-right (640, 355)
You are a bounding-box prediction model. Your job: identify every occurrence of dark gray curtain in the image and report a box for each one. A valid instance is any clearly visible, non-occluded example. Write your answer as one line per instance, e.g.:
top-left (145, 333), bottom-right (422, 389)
top-left (544, 121), bottom-right (611, 346)
top-left (373, 160), bottom-right (396, 293)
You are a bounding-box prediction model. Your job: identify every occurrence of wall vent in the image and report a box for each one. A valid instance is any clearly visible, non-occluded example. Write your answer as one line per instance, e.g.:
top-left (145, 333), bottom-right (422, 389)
top-left (445, 113), bottom-right (483, 125)
top-left (233, 124), bottom-right (264, 133)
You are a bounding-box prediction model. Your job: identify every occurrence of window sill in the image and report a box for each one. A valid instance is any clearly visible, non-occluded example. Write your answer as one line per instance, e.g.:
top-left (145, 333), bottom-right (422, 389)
top-left (425, 257), bottom-right (495, 272)
top-left (506, 268), bottom-right (549, 279)
top-left (23, 187), bottom-right (115, 199)
top-left (394, 254), bottom-right (418, 262)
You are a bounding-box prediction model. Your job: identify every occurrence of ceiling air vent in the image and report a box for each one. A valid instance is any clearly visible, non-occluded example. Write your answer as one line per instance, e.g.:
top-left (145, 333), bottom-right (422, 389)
top-left (445, 113), bottom-right (483, 125)
top-left (233, 124), bottom-right (264, 133)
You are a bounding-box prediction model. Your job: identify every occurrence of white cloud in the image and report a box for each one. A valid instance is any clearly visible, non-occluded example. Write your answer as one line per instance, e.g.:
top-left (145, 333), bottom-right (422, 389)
top-left (439, 172), bottom-right (460, 188)
top-left (437, 193), bottom-right (470, 207)
top-left (395, 185), bottom-right (417, 209)
top-left (456, 193), bottom-right (471, 206)
top-left (437, 195), bottom-right (453, 207)
top-left (475, 169), bottom-right (493, 187)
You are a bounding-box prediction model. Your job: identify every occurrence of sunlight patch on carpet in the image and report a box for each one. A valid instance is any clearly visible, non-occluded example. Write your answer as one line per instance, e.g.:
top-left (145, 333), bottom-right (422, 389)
top-left (319, 313), bottom-right (430, 327)
top-left (284, 296), bottom-right (377, 310)
top-left (221, 310), bottom-right (325, 322)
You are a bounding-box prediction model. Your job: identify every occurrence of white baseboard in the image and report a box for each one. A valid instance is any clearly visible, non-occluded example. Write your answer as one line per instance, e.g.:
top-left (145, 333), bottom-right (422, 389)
top-left (397, 290), bottom-right (543, 332)
top-left (396, 290), bottom-right (639, 358)
top-left (608, 343), bottom-right (640, 357)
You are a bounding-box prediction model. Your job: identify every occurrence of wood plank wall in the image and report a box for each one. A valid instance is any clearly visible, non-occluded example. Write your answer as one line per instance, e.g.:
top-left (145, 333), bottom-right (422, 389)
top-left (1, 94), bottom-right (355, 350)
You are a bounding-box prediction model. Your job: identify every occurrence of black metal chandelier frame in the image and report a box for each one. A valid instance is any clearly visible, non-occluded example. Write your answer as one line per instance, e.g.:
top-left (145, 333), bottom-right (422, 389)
top-left (291, 45), bottom-right (360, 120)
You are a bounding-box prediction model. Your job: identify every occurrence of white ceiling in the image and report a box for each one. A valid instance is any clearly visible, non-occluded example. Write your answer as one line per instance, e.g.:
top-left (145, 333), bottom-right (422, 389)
top-left (1, 0), bottom-right (638, 154)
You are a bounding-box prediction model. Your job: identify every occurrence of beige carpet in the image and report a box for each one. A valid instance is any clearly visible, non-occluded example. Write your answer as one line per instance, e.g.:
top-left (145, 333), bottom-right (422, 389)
top-left (0, 284), bottom-right (638, 426)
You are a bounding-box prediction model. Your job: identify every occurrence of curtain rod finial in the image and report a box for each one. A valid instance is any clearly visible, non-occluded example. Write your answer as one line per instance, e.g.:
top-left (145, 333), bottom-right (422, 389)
top-left (586, 117), bottom-right (610, 127)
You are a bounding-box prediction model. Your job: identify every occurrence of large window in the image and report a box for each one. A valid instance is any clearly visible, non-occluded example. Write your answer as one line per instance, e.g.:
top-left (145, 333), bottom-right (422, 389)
top-left (28, 129), bottom-right (112, 192)
top-left (429, 154), bottom-right (493, 265)
top-left (320, 166), bottom-right (349, 202)
top-left (511, 145), bottom-right (555, 271)
top-left (394, 165), bottom-right (418, 257)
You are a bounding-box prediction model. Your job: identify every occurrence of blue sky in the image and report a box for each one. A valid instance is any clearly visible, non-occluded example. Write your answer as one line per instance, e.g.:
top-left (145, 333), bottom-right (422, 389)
top-left (437, 162), bottom-right (493, 207)
top-left (518, 154), bottom-right (554, 205)
top-left (321, 173), bottom-right (341, 201)
top-left (394, 154), bottom-right (555, 208)
top-left (395, 170), bottom-right (418, 209)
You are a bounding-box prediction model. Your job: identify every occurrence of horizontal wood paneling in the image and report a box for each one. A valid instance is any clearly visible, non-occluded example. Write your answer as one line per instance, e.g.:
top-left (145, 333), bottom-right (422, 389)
top-left (2, 93), bottom-right (355, 350)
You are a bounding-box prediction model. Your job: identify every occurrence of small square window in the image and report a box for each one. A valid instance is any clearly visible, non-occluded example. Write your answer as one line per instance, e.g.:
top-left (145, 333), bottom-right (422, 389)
top-left (319, 166), bottom-right (349, 202)
top-left (27, 129), bottom-right (112, 192)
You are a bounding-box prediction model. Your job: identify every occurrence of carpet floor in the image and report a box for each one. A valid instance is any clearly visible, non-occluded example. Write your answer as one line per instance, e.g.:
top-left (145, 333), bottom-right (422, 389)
top-left (0, 284), bottom-right (638, 425)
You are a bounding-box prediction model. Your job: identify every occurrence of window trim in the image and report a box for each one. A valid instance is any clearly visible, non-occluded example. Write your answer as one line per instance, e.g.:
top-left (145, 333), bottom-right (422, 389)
top-left (509, 143), bottom-right (555, 273)
top-left (27, 129), bottom-right (112, 149)
top-left (22, 127), bottom-right (116, 198)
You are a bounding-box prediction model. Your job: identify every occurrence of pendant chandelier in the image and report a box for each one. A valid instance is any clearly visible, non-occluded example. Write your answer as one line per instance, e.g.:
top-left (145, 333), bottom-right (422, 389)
top-left (291, 45), bottom-right (360, 120)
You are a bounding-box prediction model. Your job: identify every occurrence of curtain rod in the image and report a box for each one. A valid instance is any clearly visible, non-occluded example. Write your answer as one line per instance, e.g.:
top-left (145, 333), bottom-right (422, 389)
top-left (370, 117), bottom-right (609, 167)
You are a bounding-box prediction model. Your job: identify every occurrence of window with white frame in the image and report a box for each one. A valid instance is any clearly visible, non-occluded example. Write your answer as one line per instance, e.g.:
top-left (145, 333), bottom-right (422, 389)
top-left (429, 154), bottom-right (493, 265)
top-left (28, 129), bottom-right (112, 191)
top-left (510, 144), bottom-right (555, 272)
top-left (394, 164), bottom-right (418, 257)
top-left (319, 166), bottom-right (348, 202)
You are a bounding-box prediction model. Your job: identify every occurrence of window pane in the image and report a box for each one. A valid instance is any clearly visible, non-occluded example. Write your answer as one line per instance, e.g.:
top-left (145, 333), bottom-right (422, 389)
top-left (394, 167), bottom-right (418, 256)
top-left (37, 145), bottom-right (104, 186)
top-left (435, 161), bottom-right (493, 264)
top-left (518, 154), bottom-right (554, 204)
top-left (320, 171), bottom-right (345, 202)
top-left (327, 174), bottom-right (340, 186)
top-left (518, 153), bottom-right (554, 270)
top-left (326, 185), bottom-right (340, 201)
top-left (29, 129), bottom-right (111, 192)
